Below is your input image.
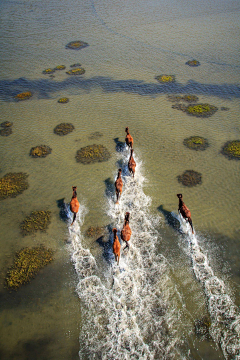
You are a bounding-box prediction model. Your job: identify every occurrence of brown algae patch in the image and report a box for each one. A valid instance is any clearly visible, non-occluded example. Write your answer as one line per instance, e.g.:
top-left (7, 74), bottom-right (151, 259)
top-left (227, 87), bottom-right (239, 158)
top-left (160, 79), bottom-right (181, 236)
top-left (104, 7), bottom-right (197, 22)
top-left (177, 170), bottom-right (202, 187)
top-left (0, 173), bottom-right (29, 200)
top-left (58, 97), bottom-right (69, 104)
top-left (42, 68), bottom-right (55, 75)
top-left (5, 246), bottom-right (53, 290)
top-left (14, 91), bottom-right (32, 101)
top-left (186, 59), bottom-right (200, 67)
top-left (30, 145), bottom-right (52, 158)
top-left (54, 65), bottom-right (66, 70)
top-left (66, 68), bottom-right (85, 75)
top-left (0, 121), bottom-right (13, 136)
top-left (76, 144), bottom-right (111, 164)
top-left (66, 40), bottom-right (89, 50)
top-left (183, 136), bottom-right (209, 151)
top-left (20, 210), bottom-right (51, 236)
top-left (221, 140), bottom-right (240, 160)
top-left (54, 123), bottom-right (74, 136)
top-left (155, 75), bottom-right (176, 83)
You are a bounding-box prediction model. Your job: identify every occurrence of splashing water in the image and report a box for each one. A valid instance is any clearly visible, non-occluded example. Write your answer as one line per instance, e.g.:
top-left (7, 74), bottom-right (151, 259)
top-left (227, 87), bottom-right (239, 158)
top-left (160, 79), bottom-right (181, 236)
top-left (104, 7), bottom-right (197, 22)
top-left (67, 148), bottom-right (190, 359)
top-left (176, 214), bottom-right (240, 359)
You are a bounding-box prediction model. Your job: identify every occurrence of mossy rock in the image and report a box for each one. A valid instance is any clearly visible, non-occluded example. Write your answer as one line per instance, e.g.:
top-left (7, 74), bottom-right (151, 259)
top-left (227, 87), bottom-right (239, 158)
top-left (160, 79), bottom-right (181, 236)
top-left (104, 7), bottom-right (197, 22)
top-left (5, 246), bottom-right (53, 290)
top-left (20, 210), bottom-right (51, 236)
top-left (30, 145), bottom-right (52, 158)
top-left (0, 173), bottom-right (29, 200)
top-left (155, 75), bottom-right (176, 83)
top-left (58, 97), bottom-right (69, 104)
top-left (1, 121), bottom-right (13, 128)
top-left (194, 316), bottom-right (211, 339)
top-left (66, 40), bottom-right (89, 50)
top-left (185, 103), bottom-right (218, 118)
top-left (54, 123), bottom-right (74, 136)
top-left (221, 140), bottom-right (240, 160)
top-left (14, 91), bottom-right (32, 101)
top-left (42, 68), bottom-right (55, 75)
top-left (76, 144), bottom-right (111, 164)
top-left (177, 170), bottom-right (202, 187)
top-left (0, 127), bottom-right (12, 136)
top-left (66, 68), bottom-right (85, 75)
top-left (86, 226), bottom-right (105, 238)
top-left (186, 59), bottom-right (200, 67)
top-left (54, 65), bottom-right (66, 70)
top-left (88, 131), bottom-right (103, 140)
top-left (183, 136), bottom-right (209, 151)
top-left (70, 63), bottom-right (81, 67)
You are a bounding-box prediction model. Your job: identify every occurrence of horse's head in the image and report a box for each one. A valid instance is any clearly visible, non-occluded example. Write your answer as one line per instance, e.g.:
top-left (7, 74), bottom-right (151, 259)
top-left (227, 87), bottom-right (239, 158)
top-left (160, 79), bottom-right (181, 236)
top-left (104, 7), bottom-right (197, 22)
top-left (177, 194), bottom-right (182, 199)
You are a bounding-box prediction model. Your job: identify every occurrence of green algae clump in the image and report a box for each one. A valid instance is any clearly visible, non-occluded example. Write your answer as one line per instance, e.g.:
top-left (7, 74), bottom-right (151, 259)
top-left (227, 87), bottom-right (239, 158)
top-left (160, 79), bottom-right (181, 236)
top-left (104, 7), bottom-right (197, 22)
top-left (155, 75), bottom-right (176, 83)
top-left (54, 123), bottom-right (74, 136)
top-left (5, 246), bottom-right (53, 290)
top-left (186, 103), bottom-right (218, 118)
top-left (58, 97), bottom-right (69, 104)
top-left (183, 136), bottom-right (209, 151)
top-left (221, 140), bottom-right (240, 160)
top-left (0, 173), bottom-right (29, 200)
top-left (76, 144), bottom-right (111, 164)
top-left (30, 145), bottom-right (52, 158)
top-left (186, 59), bottom-right (200, 67)
top-left (14, 91), bottom-right (32, 101)
top-left (54, 65), bottom-right (66, 70)
top-left (42, 68), bottom-right (55, 75)
top-left (177, 170), bottom-right (202, 187)
top-left (20, 210), bottom-right (51, 236)
top-left (66, 40), bottom-right (89, 50)
top-left (66, 68), bottom-right (85, 75)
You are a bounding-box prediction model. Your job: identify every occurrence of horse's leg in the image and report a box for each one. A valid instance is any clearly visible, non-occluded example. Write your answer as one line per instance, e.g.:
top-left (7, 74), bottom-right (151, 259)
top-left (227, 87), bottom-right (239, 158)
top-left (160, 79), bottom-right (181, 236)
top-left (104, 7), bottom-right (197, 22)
top-left (71, 212), bottom-right (77, 225)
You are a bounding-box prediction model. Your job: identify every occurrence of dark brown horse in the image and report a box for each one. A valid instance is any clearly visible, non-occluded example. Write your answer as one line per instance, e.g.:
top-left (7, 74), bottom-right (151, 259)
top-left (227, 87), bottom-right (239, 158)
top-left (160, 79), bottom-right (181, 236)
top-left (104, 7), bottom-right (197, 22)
top-left (115, 169), bottom-right (123, 204)
top-left (128, 149), bottom-right (136, 178)
top-left (177, 194), bottom-right (194, 233)
top-left (125, 127), bottom-right (133, 149)
top-left (112, 228), bottom-right (121, 265)
top-left (70, 186), bottom-right (80, 225)
top-left (121, 212), bottom-right (132, 250)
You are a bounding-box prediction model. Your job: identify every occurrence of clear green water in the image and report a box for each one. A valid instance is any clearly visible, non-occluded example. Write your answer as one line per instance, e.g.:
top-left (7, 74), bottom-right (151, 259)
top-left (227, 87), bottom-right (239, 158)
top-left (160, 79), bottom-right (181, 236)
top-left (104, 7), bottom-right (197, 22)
top-left (0, 0), bottom-right (239, 358)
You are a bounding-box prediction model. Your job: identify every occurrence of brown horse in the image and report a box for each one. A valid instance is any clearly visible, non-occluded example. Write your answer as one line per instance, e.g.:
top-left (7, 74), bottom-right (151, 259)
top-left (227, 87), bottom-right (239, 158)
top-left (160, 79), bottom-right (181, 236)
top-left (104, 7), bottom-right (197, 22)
top-left (128, 149), bottom-right (136, 178)
top-left (112, 228), bottom-right (121, 265)
top-left (115, 169), bottom-right (123, 204)
top-left (70, 186), bottom-right (80, 225)
top-left (177, 194), bottom-right (194, 233)
top-left (121, 212), bottom-right (132, 250)
top-left (125, 127), bottom-right (133, 149)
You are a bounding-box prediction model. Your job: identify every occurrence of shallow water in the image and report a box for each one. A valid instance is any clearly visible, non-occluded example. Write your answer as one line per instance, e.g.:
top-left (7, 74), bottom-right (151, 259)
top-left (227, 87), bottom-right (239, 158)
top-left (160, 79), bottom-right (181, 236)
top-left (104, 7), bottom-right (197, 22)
top-left (0, 0), bottom-right (239, 359)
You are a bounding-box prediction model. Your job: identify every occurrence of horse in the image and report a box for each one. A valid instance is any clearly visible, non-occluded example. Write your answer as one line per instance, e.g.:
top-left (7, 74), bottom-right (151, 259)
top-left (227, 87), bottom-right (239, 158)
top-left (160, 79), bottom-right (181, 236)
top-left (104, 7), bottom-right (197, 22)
top-left (112, 228), bottom-right (121, 265)
top-left (177, 194), bottom-right (194, 233)
top-left (125, 127), bottom-right (134, 149)
top-left (121, 212), bottom-right (132, 250)
top-left (70, 186), bottom-right (80, 225)
top-left (115, 168), bottom-right (123, 204)
top-left (128, 149), bottom-right (136, 178)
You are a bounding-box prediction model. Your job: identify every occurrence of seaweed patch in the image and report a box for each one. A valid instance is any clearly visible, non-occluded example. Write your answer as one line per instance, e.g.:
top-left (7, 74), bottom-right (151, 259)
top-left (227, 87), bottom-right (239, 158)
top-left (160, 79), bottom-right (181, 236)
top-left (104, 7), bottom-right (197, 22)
top-left (183, 136), bottom-right (209, 151)
top-left (155, 75), bottom-right (176, 83)
top-left (177, 170), bottom-right (202, 187)
top-left (66, 68), bottom-right (85, 75)
top-left (14, 91), bottom-right (32, 101)
top-left (58, 97), bottom-right (69, 104)
top-left (54, 123), bottom-right (74, 136)
top-left (76, 144), bottom-right (111, 164)
top-left (186, 60), bottom-right (200, 67)
top-left (0, 173), bottom-right (29, 200)
top-left (0, 121), bottom-right (13, 136)
top-left (30, 145), bottom-right (52, 158)
top-left (54, 65), bottom-right (66, 70)
top-left (221, 140), bottom-right (240, 160)
top-left (42, 68), bottom-right (55, 75)
top-left (66, 40), bottom-right (89, 50)
top-left (20, 210), bottom-right (51, 236)
top-left (5, 246), bottom-right (53, 290)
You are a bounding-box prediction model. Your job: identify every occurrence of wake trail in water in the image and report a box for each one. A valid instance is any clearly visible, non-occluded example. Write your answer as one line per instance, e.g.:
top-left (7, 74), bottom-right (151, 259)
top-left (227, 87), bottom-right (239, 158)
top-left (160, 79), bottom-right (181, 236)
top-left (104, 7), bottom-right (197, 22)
top-left (67, 148), bottom-right (188, 359)
top-left (175, 214), bottom-right (240, 359)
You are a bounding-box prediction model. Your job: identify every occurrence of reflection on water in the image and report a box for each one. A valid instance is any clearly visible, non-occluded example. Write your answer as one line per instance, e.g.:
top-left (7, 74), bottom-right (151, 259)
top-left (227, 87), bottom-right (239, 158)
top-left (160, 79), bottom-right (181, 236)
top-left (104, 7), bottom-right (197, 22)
top-left (0, 0), bottom-right (239, 358)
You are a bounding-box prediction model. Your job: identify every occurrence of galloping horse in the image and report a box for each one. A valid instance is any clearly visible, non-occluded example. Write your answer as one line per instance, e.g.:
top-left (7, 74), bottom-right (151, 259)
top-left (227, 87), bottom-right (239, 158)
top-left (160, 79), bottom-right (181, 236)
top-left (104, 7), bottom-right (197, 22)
top-left (121, 212), bottom-right (132, 250)
top-left (125, 127), bottom-right (134, 149)
top-left (115, 169), bottom-right (123, 204)
top-left (112, 228), bottom-right (121, 265)
top-left (128, 149), bottom-right (136, 178)
top-left (177, 194), bottom-right (194, 233)
top-left (70, 186), bottom-right (80, 225)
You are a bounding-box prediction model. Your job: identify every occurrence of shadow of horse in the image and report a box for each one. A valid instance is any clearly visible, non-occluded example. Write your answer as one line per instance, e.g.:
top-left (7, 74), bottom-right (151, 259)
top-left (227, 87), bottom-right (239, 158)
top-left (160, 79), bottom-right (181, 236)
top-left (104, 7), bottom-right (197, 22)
top-left (113, 137), bottom-right (125, 152)
top-left (56, 198), bottom-right (70, 222)
top-left (104, 177), bottom-right (115, 198)
top-left (157, 205), bottom-right (182, 233)
top-left (96, 225), bottom-right (115, 264)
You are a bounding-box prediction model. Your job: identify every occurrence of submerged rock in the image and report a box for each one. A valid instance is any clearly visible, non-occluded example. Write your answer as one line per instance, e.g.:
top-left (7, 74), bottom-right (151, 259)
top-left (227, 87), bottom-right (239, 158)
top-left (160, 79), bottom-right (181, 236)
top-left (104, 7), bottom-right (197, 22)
top-left (5, 246), bottom-right (53, 290)
top-left (20, 210), bottom-right (51, 236)
top-left (0, 172), bottom-right (29, 200)
top-left (186, 59), bottom-right (200, 67)
top-left (76, 144), bottom-right (111, 164)
top-left (221, 140), bottom-right (240, 160)
top-left (66, 40), bottom-right (89, 50)
top-left (14, 91), bottom-right (32, 101)
top-left (177, 170), bottom-right (202, 187)
top-left (183, 136), bottom-right (209, 151)
top-left (54, 123), bottom-right (74, 136)
top-left (30, 145), bottom-right (52, 158)
top-left (155, 74), bottom-right (176, 83)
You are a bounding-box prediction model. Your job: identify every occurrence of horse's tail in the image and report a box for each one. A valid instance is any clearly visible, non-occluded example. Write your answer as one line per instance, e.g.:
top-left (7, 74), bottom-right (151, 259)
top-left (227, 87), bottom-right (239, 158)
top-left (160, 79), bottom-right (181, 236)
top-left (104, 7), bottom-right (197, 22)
top-left (188, 217), bottom-right (194, 234)
top-left (71, 212), bottom-right (77, 225)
